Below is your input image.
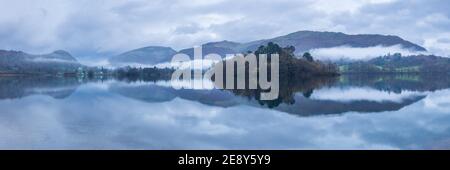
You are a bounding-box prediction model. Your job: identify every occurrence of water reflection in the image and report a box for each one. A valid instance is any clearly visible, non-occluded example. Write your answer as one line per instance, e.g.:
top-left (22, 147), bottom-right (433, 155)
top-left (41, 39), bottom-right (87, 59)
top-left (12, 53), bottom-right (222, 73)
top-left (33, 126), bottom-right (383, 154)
top-left (109, 74), bottom-right (449, 116)
top-left (337, 74), bottom-right (450, 93)
top-left (1, 74), bottom-right (449, 116)
top-left (0, 76), bottom-right (81, 99)
top-left (1, 74), bottom-right (450, 149)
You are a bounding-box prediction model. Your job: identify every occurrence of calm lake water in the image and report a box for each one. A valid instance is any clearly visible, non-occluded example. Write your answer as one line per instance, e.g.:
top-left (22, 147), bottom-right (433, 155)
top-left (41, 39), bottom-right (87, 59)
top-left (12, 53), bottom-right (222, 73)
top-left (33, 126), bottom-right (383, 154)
top-left (1, 74), bottom-right (450, 149)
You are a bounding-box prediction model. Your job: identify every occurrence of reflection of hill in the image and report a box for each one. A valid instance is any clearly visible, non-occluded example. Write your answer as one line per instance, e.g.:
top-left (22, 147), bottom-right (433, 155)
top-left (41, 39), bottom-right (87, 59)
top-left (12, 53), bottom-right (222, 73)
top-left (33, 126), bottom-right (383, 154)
top-left (110, 83), bottom-right (177, 102)
top-left (110, 73), bottom-right (449, 117)
top-left (226, 77), bottom-right (337, 108)
top-left (110, 75), bottom-right (425, 117)
top-left (223, 75), bottom-right (428, 116)
top-left (0, 76), bottom-right (81, 99)
top-left (110, 79), bottom-right (427, 117)
top-left (274, 94), bottom-right (426, 116)
top-left (109, 83), bottom-right (243, 107)
top-left (110, 76), bottom-right (338, 109)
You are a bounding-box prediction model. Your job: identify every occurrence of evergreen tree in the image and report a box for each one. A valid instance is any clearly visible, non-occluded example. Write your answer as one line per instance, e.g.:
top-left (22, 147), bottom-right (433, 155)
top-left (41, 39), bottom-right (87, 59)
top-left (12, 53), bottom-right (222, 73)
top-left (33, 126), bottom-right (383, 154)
top-left (302, 52), bottom-right (314, 62)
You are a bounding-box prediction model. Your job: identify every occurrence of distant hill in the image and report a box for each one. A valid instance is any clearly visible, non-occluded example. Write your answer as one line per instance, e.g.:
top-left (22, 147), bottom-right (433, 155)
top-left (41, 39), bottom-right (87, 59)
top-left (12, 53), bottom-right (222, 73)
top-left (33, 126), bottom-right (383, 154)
top-left (203, 40), bottom-right (241, 49)
top-left (340, 53), bottom-right (450, 73)
top-left (110, 43), bottom-right (239, 66)
top-left (109, 46), bottom-right (177, 66)
top-left (111, 31), bottom-right (427, 66)
top-left (178, 42), bottom-right (238, 59)
top-left (235, 31), bottom-right (426, 54)
top-left (182, 31), bottom-right (426, 57)
top-left (0, 50), bottom-right (83, 74)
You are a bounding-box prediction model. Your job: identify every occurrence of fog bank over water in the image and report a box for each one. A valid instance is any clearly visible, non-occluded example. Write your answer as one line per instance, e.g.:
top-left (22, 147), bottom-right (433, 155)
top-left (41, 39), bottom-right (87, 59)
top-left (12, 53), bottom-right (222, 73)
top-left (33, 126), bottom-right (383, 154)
top-left (310, 45), bottom-right (429, 61)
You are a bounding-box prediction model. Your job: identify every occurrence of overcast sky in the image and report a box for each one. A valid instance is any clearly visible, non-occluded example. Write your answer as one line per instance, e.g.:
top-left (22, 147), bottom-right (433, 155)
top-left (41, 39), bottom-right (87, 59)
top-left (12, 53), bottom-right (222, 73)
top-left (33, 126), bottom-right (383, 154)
top-left (0, 0), bottom-right (449, 58)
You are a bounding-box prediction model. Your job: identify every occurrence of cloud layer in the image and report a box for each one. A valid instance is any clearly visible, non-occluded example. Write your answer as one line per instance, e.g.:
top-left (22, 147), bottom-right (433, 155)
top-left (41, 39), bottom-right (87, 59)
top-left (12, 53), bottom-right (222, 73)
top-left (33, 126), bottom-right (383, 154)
top-left (310, 45), bottom-right (429, 61)
top-left (0, 0), bottom-right (449, 58)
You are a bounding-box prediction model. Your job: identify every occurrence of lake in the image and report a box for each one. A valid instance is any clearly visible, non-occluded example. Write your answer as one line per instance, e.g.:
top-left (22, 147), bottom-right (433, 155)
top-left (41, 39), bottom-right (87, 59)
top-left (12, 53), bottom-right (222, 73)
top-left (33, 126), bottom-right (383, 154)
top-left (1, 74), bottom-right (450, 149)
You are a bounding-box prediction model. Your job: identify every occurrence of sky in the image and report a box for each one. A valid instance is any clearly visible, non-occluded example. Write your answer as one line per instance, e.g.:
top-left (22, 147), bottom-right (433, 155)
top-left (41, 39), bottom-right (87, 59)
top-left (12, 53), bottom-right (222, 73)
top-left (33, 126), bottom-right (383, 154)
top-left (0, 0), bottom-right (449, 59)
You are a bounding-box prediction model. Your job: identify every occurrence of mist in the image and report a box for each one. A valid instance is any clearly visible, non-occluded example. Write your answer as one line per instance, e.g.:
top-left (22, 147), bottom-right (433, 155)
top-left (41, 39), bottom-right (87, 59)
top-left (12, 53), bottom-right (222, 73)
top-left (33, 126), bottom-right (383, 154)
top-left (310, 45), bottom-right (429, 61)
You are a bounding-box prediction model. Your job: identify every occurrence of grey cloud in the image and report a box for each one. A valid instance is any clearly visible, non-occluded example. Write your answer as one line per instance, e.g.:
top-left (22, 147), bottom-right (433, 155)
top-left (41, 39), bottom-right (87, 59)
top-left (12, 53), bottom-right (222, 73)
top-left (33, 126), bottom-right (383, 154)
top-left (174, 24), bottom-right (203, 34)
top-left (0, 0), bottom-right (449, 58)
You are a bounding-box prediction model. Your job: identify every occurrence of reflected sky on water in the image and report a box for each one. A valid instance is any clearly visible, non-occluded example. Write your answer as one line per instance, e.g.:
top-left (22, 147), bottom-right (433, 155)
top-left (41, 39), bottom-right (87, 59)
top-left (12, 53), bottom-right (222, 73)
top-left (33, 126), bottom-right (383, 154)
top-left (1, 75), bottom-right (450, 149)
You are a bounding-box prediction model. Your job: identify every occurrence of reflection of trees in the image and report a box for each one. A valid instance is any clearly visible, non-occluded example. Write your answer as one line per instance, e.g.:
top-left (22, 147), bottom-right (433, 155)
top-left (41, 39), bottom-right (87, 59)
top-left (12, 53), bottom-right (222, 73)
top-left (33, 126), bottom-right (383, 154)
top-left (339, 73), bottom-right (450, 93)
top-left (225, 76), bottom-right (337, 108)
top-left (0, 76), bottom-right (82, 100)
top-left (217, 73), bottom-right (450, 112)
top-left (212, 42), bottom-right (339, 108)
top-left (110, 72), bottom-right (450, 116)
top-left (213, 70), bottom-right (449, 110)
top-left (110, 73), bottom-right (441, 116)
